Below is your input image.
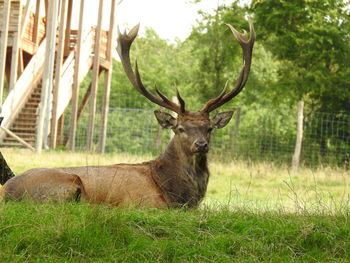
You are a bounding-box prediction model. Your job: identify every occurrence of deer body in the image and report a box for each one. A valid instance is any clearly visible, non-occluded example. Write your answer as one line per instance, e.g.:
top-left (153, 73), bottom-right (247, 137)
top-left (1, 114), bottom-right (212, 207)
top-left (1, 138), bottom-right (208, 207)
top-left (2, 164), bottom-right (165, 206)
top-left (0, 20), bottom-right (255, 208)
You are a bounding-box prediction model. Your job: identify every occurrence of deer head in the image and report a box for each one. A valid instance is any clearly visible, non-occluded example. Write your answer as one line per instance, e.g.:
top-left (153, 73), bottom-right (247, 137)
top-left (117, 20), bottom-right (255, 155)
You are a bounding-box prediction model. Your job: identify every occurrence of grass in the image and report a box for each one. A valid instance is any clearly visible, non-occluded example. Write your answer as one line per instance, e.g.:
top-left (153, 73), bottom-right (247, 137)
top-left (2, 148), bottom-right (349, 213)
top-left (0, 202), bottom-right (350, 262)
top-left (0, 148), bottom-right (350, 262)
top-left (206, 160), bottom-right (350, 213)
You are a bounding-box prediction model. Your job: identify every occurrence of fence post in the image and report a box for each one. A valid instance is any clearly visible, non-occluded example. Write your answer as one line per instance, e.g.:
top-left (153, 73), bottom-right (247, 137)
top-left (292, 101), bottom-right (304, 172)
top-left (230, 108), bottom-right (240, 154)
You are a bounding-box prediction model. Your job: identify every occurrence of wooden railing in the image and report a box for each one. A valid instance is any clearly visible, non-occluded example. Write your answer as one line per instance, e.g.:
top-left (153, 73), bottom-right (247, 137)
top-left (0, 1), bottom-right (21, 32)
top-left (0, 1), bottom-right (45, 54)
top-left (21, 12), bottom-right (46, 54)
top-left (0, 38), bottom-right (46, 133)
top-left (69, 28), bottom-right (109, 60)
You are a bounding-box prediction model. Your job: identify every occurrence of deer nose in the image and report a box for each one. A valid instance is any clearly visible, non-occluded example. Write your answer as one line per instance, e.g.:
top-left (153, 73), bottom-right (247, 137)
top-left (195, 140), bottom-right (208, 152)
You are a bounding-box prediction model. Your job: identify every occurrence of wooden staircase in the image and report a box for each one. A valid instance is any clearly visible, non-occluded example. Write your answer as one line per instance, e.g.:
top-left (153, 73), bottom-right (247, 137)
top-left (1, 85), bottom-right (42, 148)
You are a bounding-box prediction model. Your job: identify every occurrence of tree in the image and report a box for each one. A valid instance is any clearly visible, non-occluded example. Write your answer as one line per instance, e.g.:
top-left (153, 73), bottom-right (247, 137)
top-left (252, 0), bottom-right (350, 113)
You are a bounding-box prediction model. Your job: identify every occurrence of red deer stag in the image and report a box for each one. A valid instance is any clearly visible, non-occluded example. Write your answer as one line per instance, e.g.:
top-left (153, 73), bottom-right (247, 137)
top-left (0, 20), bottom-right (255, 207)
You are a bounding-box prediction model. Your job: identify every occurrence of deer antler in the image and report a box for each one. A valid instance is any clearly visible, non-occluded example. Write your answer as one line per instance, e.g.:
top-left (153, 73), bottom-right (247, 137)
top-left (117, 24), bottom-right (186, 114)
top-left (201, 18), bottom-right (255, 113)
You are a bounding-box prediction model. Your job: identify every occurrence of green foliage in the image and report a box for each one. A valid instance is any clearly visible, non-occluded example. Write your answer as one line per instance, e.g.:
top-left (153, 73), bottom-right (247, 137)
top-left (252, 0), bottom-right (350, 113)
top-left (189, 3), bottom-right (247, 102)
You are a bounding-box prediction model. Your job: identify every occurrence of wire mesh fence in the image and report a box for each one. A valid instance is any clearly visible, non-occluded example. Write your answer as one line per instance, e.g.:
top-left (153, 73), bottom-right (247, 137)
top-left (66, 105), bottom-right (350, 168)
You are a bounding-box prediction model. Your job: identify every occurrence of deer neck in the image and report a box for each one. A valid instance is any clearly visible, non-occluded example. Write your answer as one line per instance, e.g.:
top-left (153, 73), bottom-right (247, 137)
top-left (152, 137), bottom-right (210, 208)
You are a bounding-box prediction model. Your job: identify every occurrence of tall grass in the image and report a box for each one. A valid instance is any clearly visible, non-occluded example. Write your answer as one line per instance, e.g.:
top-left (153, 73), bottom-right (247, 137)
top-left (0, 148), bottom-right (349, 262)
top-left (0, 203), bottom-right (349, 262)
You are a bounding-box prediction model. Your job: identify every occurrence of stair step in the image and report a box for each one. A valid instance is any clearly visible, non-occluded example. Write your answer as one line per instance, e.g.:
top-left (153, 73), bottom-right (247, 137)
top-left (15, 117), bottom-right (37, 122)
top-left (4, 137), bottom-right (35, 143)
top-left (0, 142), bottom-right (34, 148)
top-left (6, 131), bottom-right (36, 138)
top-left (12, 124), bottom-right (36, 129)
top-left (18, 111), bottom-right (37, 116)
top-left (25, 103), bottom-right (39, 108)
top-left (22, 109), bottom-right (37, 114)
top-left (28, 99), bottom-right (40, 103)
top-left (18, 113), bottom-right (37, 118)
top-left (11, 129), bottom-right (35, 138)
top-left (10, 127), bottom-right (36, 133)
top-left (31, 94), bottom-right (41, 99)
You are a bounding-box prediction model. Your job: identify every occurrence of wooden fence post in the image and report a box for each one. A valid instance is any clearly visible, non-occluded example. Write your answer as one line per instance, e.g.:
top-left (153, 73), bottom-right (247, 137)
top-left (230, 108), bottom-right (240, 154)
top-left (68, 0), bottom-right (85, 151)
top-left (36, 0), bottom-right (59, 152)
top-left (87, 0), bottom-right (104, 152)
top-left (98, 0), bottom-right (117, 154)
top-left (51, 0), bottom-right (69, 148)
top-left (0, 0), bottom-right (12, 107)
top-left (292, 101), bottom-right (304, 172)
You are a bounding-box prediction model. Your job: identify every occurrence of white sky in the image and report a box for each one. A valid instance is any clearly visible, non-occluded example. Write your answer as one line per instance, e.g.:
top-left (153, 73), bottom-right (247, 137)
top-left (78, 0), bottom-right (251, 41)
top-left (116, 0), bottom-right (225, 41)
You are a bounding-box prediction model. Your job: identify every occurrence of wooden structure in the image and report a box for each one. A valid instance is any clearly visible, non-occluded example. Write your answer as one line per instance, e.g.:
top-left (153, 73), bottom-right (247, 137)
top-left (0, 0), bottom-right (117, 153)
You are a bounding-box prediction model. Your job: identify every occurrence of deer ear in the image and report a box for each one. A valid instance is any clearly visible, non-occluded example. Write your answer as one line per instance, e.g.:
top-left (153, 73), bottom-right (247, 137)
top-left (211, 111), bottom-right (234, 129)
top-left (154, 110), bottom-right (177, 129)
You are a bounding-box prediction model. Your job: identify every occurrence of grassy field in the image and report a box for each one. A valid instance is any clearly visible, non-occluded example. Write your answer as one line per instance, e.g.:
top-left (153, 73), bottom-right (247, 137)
top-left (2, 148), bottom-right (349, 212)
top-left (0, 148), bottom-right (349, 262)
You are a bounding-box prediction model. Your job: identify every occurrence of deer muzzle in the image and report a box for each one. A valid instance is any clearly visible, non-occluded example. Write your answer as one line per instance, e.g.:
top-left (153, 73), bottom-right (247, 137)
top-left (193, 139), bottom-right (209, 153)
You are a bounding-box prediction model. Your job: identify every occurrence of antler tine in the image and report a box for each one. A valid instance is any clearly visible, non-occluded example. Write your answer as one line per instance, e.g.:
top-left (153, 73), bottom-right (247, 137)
top-left (201, 19), bottom-right (255, 113)
top-left (176, 88), bottom-right (186, 113)
top-left (117, 24), bottom-right (183, 113)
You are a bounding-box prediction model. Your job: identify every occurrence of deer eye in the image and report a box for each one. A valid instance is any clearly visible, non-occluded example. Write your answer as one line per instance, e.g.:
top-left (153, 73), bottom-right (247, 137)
top-left (178, 127), bottom-right (185, 133)
top-left (207, 127), bottom-right (213, 133)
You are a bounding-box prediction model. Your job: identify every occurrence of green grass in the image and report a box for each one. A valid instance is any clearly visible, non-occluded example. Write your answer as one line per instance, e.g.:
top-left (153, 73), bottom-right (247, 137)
top-left (0, 148), bottom-right (350, 262)
top-left (0, 202), bottom-right (349, 262)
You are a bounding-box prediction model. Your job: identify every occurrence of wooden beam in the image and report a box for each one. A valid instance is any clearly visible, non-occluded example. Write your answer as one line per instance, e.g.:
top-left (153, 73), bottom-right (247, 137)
top-left (64, 83), bottom-right (91, 147)
top-left (86, 0), bottom-right (104, 151)
top-left (44, 0), bottom-right (48, 18)
top-left (98, 69), bottom-right (112, 153)
top-left (64, 69), bottom-right (102, 148)
top-left (98, 0), bottom-right (117, 154)
top-left (51, 0), bottom-right (68, 148)
top-left (20, 0), bottom-right (35, 39)
top-left (9, 1), bottom-right (22, 91)
top-left (36, 0), bottom-right (59, 152)
top-left (57, 112), bottom-right (65, 146)
top-left (0, 126), bottom-right (35, 151)
top-left (78, 70), bottom-right (103, 121)
top-left (18, 49), bottom-right (24, 75)
top-left (0, 0), bottom-right (11, 107)
top-left (68, 0), bottom-right (85, 151)
top-left (33, 0), bottom-right (41, 45)
top-left (64, 0), bottom-right (73, 57)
